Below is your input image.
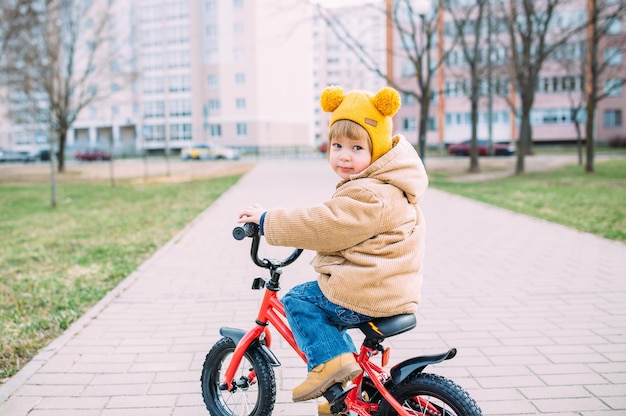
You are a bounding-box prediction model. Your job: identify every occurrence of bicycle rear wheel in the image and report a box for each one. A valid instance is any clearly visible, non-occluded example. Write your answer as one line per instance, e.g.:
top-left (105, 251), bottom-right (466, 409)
top-left (377, 373), bottom-right (482, 416)
top-left (201, 337), bottom-right (276, 416)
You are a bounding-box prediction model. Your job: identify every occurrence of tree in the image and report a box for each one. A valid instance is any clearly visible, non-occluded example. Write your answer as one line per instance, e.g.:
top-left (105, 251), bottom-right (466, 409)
top-left (443, 0), bottom-right (491, 173)
top-left (315, 0), bottom-right (455, 161)
top-left (583, 0), bottom-right (626, 173)
top-left (497, 0), bottom-right (585, 174)
top-left (1, 0), bottom-right (131, 175)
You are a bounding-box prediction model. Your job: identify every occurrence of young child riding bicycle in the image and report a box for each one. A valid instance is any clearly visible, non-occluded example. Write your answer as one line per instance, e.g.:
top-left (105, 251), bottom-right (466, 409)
top-left (238, 85), bottom-right (428, 413)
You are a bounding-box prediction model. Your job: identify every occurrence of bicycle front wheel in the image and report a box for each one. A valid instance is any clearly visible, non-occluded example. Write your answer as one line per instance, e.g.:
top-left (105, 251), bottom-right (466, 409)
top-left (377, 373), bottom-right (482, 416)
top-left (201, 337), bottom-right (276, 416)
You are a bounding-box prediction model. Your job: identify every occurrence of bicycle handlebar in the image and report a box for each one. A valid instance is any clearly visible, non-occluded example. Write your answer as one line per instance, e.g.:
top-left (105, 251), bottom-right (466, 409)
top-left (233, 223), bottom-right (303, 269)
top-left (232, 222), bottom-right (259, 240)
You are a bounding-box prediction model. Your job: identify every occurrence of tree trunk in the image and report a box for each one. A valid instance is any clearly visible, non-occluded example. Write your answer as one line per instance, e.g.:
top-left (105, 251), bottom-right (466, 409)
top-left (418, 99), bottom-right (430, 161)
top-left (515, 107), bottom-right (532, 175)
top-left (57, 130), bottom-right (66, 172)
top-left (585, 100), bottom-right (595, 173)
top-left (49, 134), bottom-right (57, 208)
top-left (469, 97), bottom-right (480, 173)
top-left (573, 119), bottom-right (583, 165)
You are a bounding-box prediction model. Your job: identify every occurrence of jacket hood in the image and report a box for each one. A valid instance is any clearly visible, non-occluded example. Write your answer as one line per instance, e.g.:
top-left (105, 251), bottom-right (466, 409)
top-left (340, 134), bottom-right (428, 205)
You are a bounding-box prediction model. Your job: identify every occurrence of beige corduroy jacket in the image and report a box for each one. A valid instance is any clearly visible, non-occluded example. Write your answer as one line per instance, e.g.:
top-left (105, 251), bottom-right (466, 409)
top-left (264, 135), bottom-right (428, 317)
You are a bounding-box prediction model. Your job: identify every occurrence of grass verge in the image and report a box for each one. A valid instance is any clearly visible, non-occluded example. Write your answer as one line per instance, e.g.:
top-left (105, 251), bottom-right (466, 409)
top-left (0, 174), bottom-right (242, 381)
top-left (429, 158), bottom-right (626, 242)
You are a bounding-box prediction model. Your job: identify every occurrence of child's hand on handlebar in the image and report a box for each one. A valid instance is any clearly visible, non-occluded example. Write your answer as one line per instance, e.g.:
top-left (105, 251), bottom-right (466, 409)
top-left (238, 203), bottom-right (266, 225)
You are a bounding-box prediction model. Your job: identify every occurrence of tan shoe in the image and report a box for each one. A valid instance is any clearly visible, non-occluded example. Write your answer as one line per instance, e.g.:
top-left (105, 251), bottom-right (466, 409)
top-left (318, 401), bottom-right (332, 416)
top-left (292, 353), bottom-right (361, 402)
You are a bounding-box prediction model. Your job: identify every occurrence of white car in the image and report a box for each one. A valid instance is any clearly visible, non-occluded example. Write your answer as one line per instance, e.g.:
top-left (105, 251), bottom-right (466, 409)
top-left (180, 143), bottom-right (240, 160)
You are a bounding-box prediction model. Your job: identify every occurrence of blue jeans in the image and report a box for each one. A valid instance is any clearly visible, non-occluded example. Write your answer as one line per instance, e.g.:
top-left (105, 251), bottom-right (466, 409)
top-left (282, 281), bottom-right (373, 370)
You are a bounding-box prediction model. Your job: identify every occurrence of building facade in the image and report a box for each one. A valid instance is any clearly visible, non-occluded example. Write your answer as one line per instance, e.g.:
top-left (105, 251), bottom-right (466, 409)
top-left (1, 0), bottom-right (623, 155)
top-left (0, 0), bottom-right (314, 156)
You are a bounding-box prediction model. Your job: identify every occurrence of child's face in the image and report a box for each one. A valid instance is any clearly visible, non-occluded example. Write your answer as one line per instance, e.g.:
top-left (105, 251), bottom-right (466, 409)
top-left (328, 134), bottom-right (372, 180)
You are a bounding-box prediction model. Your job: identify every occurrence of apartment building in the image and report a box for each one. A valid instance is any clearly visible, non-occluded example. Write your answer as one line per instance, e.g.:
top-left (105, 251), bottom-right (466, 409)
top-left (393, 0), bottom-right (626, 146)
top-left (1, 0), bottom-right (623, 155)
top-left (0, 0), bottom-right (314, 155)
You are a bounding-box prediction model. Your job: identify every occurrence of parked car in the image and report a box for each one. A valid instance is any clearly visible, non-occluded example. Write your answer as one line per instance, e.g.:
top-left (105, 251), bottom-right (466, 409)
top-left (0, 148), bottom-right (33, 163)
top-left (75, 148), bottom-right (111, 161)
top-left (180, 143), bottom-right (240, 160)
top-left (317, 142), bottom-right (328, 153)
top-left (448, 140), bottom-right (515, 156)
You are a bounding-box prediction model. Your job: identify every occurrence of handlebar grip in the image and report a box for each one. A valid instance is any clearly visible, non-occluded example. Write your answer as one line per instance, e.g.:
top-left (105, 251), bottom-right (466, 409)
top-left (233, 223), bottom-right (259, 240)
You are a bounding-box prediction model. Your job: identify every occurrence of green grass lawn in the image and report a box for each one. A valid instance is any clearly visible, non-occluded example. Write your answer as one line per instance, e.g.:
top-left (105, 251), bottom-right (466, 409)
top-left (429, 158), bottom-right (626, 242)
top-left (0, 174), bottom-right (242, 381)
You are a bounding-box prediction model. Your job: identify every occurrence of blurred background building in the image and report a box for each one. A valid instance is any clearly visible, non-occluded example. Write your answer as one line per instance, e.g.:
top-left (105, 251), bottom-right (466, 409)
top-left (0, 0), bottom-right (623, 157)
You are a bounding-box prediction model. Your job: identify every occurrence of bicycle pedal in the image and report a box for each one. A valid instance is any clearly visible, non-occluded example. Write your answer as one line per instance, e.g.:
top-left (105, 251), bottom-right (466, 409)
top-left (323, 382), bottom-right (356, 408)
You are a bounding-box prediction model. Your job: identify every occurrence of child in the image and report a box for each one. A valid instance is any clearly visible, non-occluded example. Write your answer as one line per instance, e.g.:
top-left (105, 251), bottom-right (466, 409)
top-left (238, 85), bottom-right (428, 406)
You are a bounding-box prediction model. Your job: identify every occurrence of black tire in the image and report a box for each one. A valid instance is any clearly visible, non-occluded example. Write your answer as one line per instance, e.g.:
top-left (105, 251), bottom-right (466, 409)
top-left (377, 373), bottom-right (482, 416)
top-left (201, 337), bottom-right (276, 416)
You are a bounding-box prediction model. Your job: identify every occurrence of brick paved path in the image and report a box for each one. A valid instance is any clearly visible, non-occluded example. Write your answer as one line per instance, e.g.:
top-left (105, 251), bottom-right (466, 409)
top-left (1, 159), bottom-right (624, 416)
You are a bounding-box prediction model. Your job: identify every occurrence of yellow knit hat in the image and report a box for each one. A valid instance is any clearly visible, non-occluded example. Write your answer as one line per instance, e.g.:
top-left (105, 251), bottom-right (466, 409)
top-left (320, 85), bottom-right (401, 162)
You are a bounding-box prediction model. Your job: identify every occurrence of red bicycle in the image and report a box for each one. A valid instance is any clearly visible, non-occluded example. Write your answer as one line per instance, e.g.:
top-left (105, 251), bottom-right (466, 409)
top-left (201, 223), bottom-right (482, 416)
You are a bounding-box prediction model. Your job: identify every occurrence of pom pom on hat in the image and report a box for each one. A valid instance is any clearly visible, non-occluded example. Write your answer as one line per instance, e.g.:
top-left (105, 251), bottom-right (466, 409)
top-left (320, 85), bottom-right (401, 162)
top-left (320, 85), bottom-right (345, 112)
top-left (373, 87), bottom-right (401, 117)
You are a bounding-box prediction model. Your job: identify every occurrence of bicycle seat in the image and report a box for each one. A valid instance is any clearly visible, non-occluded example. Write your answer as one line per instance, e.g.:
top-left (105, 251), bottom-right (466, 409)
top-left (358, 314), bottom-right (416, 340)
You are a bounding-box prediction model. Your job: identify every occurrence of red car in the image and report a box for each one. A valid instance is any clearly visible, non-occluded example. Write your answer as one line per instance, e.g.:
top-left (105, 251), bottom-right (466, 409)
top-left (75, 148), bottom-right (111, 161)
top-left (448, 140), bottom-right (515, 156)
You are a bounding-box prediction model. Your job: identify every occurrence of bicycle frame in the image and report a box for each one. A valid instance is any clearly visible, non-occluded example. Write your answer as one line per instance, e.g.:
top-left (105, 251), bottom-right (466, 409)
top-left (222, 224), bottom-right (447, 416)
top-left (221, 278), bottom-right (431, 416)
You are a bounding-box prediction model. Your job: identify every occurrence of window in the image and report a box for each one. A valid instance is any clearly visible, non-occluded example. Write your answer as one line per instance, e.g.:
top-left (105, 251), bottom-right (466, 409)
top-left (140, 5), bottom-right (160, 22)
top-left (143, 125), bottom-right (165, 141)
top-left (142, 30), bottom-right (162, 47)
top-left (235, 73), bottom-right (245, 84)
top-left (208, 74), bottom-right (219, 88)
top-left (142, 54), bottom-right (163, 70)
top-left (604, 48), bottom-right (622, 66)
top-left (169, 75), bottom-right (190, 92)
top-left (236, 98), bottom-right (246, 109)
top-left (170, 123), bottom-right (192, 140)
top-left (604, 109), bottom-right (622, 127)
top-left (234, 22), bottom-right (244, 35)
top-left (402, 117), bottom-right (416, 131)
top-left (236, 122), bottom-right (247, 137)
top-left (166, 1), bottom-right (189, 19)
top-left (144, 101), bottom-right (165, 118)
top-left (208, 99), bottom-right (220, 113)
top-left (168, 50), bottom-right (190, 68)
top-left (530, 108), bottom-right (584, 125)
top-left (167, 26), bottom-right (189, 44)
top-left (169, 100), bottom-right (192, 117)
top-left (604, 79), bottom-right (622, 96)
top-left (607, 17), bottom-right (622, 35)
top-left (205, 0), bottom-right (216, 12)
top-left (234, 0), bottom-right (243, 8)
top-left (208, 123), bottom-right (222, 138)
top-left (401, 62), bottom-right (415, 78)
top-left (144, 77), bottom-right (164, 94)
top-left (402, 93), bottom-right (416, 105)
top-left (206, 24), bottom-right (218, 37)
